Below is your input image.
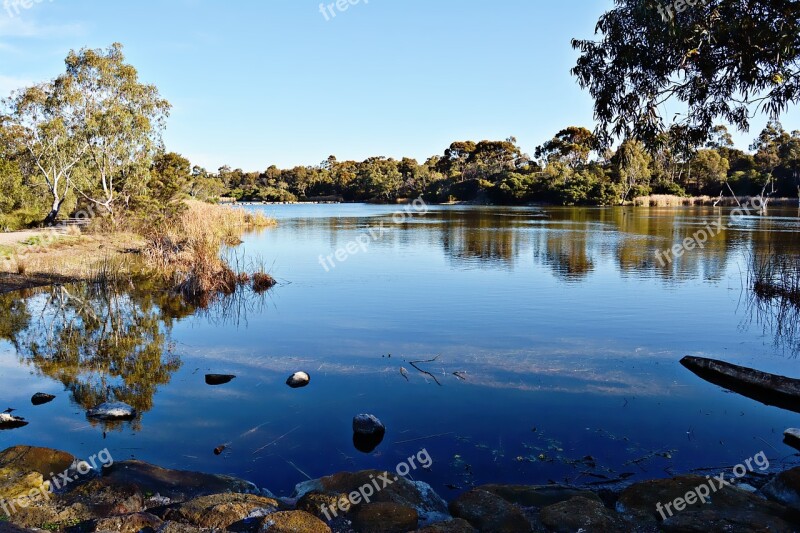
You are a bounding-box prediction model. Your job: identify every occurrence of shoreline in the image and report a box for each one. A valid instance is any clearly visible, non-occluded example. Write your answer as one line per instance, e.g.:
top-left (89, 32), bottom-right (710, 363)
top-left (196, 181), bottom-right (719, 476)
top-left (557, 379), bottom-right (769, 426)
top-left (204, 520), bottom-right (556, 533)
top-left (1, 444), bottom-right (799, 532)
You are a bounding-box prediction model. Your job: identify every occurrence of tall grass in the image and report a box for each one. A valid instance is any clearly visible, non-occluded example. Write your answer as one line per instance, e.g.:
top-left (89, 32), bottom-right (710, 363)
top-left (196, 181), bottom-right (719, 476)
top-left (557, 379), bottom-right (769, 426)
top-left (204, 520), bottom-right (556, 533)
top-left (143, 202), bottom-right (277, 305)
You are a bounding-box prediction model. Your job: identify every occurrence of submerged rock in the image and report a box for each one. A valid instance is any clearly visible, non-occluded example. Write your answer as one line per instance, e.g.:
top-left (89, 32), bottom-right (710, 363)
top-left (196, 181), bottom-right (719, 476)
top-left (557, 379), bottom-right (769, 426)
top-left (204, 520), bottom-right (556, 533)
top-left (205, 374), bottom-right (236, 386)
top-left (353, 414), bottom-right (385, 435)
top-left (31, 393), bottom-right (55, 406)
top-left (286, 371), bottom-right (310, 388)
top-left (0, 413), bottom-right (28, 430)
top-left (353, 431), bottom-right (385, 453)
top-left (87, 401), bottom-right (137, 421)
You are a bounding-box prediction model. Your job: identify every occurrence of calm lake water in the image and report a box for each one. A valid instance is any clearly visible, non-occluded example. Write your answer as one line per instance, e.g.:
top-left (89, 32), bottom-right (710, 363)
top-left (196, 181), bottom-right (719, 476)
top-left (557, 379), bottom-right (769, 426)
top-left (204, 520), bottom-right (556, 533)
top-left (3, 204), bottom-right (800, 497)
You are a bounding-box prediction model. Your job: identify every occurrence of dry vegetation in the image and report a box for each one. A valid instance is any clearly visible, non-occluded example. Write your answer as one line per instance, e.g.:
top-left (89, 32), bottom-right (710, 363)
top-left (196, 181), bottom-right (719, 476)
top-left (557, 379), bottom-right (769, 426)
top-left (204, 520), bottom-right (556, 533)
top-left (0, 201), bottom-right (277, 299)
top-left (632, 195), bottom-right (798, 207)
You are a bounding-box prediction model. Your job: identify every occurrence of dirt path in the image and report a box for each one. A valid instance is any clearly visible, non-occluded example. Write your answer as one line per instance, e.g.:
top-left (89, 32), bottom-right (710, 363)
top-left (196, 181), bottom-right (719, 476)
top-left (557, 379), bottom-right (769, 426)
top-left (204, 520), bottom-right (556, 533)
top-left (0, 228), bottom-right (64, 247)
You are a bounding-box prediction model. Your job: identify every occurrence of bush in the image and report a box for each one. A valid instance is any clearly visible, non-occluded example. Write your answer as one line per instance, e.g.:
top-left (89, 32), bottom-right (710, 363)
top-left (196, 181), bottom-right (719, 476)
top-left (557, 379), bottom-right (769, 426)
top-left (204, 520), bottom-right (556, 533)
top-left (651, 180), bottom-right (686, 196)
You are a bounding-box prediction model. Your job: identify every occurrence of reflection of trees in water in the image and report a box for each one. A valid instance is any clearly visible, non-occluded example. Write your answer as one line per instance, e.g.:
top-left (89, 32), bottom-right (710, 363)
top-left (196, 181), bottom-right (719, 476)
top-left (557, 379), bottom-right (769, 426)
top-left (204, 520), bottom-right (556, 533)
top-left (1, 282), bottom-right (194, 430)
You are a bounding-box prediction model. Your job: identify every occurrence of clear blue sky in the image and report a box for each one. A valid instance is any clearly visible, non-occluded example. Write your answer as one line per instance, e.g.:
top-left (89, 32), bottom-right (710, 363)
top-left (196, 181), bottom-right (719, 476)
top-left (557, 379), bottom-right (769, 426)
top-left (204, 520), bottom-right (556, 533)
top-left (1, 0), bottom-right (798, 171)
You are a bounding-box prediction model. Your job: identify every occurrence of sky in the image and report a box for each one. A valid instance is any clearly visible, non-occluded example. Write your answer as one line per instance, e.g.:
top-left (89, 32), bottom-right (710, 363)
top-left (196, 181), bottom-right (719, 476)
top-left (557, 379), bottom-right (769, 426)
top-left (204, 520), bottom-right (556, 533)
top-left (1, 0), bottom-right (799, 172)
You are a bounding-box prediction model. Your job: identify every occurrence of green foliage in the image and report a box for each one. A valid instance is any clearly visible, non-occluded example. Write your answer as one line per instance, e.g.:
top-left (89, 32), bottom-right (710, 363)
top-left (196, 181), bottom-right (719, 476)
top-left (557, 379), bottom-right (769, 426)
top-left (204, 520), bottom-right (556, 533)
top-left (572, 0), bottom-right (800, 148)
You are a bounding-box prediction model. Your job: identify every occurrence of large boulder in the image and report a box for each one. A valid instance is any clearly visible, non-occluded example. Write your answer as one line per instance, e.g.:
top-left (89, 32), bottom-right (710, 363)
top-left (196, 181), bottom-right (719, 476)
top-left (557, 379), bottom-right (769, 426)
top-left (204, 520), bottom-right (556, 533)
top-left (350, 502), bottom-right (419, 533)
top-left (617, 474), bottom-right (794, 529)
top-left (476, 484), bottom-right (601, 508)
top-left (160, 493), bottom-right (279, 530)
top-left (294, 470), bottom-right (448, 525)
top-left (259, 510), bottom-right (330, 532)
top-left (539, 496), bottom-right (626, 533)
top-left (763, 466), bottom-right (800, 511)
top-left (93, 512), bottom-right (164, 533)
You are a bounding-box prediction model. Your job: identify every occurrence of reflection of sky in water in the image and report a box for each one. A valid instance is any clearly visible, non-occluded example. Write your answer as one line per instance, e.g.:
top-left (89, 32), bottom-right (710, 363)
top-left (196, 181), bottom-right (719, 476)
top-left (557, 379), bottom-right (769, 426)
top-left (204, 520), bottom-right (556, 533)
top-left (2, 205), bottom-right (800, 497)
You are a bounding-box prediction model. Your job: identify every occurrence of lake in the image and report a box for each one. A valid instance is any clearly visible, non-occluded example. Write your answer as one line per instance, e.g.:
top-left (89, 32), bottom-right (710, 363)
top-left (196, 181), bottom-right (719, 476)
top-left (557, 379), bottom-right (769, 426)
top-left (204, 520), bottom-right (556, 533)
top-left (3, 204), bottom-right (800, 498)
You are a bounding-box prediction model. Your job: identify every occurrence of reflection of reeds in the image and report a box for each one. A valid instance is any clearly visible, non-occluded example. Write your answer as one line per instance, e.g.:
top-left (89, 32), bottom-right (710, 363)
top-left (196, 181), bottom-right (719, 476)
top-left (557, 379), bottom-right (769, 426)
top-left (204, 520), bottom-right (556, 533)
top-left (750, 254), bottom-right (800, 306)
top-left (744, 253), bottom-right (800, 356)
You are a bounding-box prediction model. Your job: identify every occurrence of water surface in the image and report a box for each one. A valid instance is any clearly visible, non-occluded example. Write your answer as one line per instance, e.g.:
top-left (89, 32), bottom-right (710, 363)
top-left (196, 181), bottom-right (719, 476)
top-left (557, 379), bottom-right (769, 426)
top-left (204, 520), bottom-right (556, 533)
top-left (3, 205), bottom-right (800, 496)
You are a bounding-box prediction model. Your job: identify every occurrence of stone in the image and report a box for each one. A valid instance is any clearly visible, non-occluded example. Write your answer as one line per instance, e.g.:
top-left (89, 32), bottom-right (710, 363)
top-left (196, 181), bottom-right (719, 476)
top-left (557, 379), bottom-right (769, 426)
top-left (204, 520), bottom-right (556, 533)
top-left (286, 372), bottom-right (310, 388)
top-left (352, 414), bottom-right (385, 435)
top-left (30, 393), bottom-right (55, 406)
top-left (94, 512), bottom-right (163, 533)
top-left (763, 466), bottom-right (800, 512)
top-left (260, 510), bottom-right (330, 532)
top-left (449, 489), bottom-right (531, 533)
top-left (414, 518), bottom-right (477, 532)
top-left (350, 502), bottom-right (419, 533)
top-left (477, 484), bottom-right (601, 508)
top-left (296, 492), bottom-right (344, 519)
top-left (294, 470), bottom-right (448, 525)
top-left (539, 496), bottom-right (626, 533)
top-left (618, 474), bottom-right (793, 528)
top-left (160, 493), bottom-right (279, 529)
top-left (205, 374), bottom-right (236, 386)
top-left (86, 401), bottom-right (136, 420)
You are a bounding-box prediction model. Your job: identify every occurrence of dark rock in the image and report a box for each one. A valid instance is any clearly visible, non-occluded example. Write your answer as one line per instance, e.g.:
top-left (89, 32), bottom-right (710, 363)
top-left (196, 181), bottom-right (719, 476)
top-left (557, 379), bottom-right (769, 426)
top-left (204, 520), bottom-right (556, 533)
top-left (94, 512), bottom-right (163, 533)
top-left (661, 507), bottom-right (794, 532)
top-left (449, 489), bottom-right (531, 532)
top-left (350, 502), bottom-right (419, 533)
top-left (161, 493), bottom-right (279, 529)
top-left (352, 414), bottom-right (385, 435)
top-left (413, 518), bottom-right (477, 532)
top-left (31, 393), bottom-right (55, 406)
top-left (353, 431), bottom-right (385, 453)
top-left (0, 524), bottom-right (39, 533)
top-left (286, 372), bottom-right (310, 388)
top-left (205, 374), bottom-right (236, 386)
top-left (86, 401), bottom-right (136, 421)
top-left (74, 459), bottom-right (261, 507)
top-left (618, 474), bottom-right (793, 528)
top-left (763, 466), bottom-right (800, 511)
top-left (259, 510), bottom-right (330, 532)
top-left (539, 496), bottom-right (626, 533)
top-left (477, 484), bottom-right (601, 508)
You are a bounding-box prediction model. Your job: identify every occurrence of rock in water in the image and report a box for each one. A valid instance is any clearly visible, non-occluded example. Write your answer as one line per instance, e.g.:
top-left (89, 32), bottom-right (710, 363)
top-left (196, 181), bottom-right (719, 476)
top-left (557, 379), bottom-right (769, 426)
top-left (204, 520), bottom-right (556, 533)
top-left (286, 372), bottom-right (310, 389)
top-left (0, 413), bottom-right (28, 430)
top-left (784, 428), bottom-right (800, 451)
top-left (205, 374), bottom-right (236, 386)
top-left (87, 402), bottom-right (137, 421)
top-left (31, 393), bottom-right (56, 406)
top-left (353, 414), bottom-right (385, 435)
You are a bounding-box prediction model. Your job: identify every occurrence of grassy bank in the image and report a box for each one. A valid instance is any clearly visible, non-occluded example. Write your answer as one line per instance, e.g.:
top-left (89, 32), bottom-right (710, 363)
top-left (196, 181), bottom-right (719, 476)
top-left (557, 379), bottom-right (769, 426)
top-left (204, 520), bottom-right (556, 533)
top-left (0, 201), bottom-right (276, 297)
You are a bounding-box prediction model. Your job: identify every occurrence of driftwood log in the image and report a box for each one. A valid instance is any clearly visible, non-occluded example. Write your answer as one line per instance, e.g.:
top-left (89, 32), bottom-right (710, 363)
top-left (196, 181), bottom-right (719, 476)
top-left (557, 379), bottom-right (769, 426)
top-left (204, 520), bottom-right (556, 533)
top-left (680, 356), bottom-right (800, 414)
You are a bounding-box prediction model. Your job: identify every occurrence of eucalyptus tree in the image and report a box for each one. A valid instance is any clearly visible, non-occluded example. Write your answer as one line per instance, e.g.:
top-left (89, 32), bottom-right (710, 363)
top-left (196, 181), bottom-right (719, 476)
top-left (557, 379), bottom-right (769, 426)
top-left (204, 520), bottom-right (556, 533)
top-left (4, 81), bottom-right (89, 225)
top-left (67, 43), bottom-right (171, 218)
top-left (573, 0), bottom-right (800, 148)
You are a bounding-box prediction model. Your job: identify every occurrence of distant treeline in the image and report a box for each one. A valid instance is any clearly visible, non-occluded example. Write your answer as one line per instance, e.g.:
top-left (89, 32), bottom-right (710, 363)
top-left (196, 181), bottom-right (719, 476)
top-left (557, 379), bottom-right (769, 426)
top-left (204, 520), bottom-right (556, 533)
top-left (191, 123), bottom-right (800, 206)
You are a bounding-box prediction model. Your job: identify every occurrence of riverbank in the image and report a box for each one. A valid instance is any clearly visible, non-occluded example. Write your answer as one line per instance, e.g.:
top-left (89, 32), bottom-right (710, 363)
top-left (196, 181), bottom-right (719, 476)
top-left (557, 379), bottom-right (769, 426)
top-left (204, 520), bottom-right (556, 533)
top-left (0, 201), bottom-right (275, 295)
top-left (1, 445), bottom-right (799, 532)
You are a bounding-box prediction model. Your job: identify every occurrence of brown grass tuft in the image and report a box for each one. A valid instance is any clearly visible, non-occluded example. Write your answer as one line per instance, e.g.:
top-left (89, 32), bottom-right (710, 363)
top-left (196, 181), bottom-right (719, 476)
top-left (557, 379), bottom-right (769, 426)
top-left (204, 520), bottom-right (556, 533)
top-left (252, 272), bottom-right (277, 293)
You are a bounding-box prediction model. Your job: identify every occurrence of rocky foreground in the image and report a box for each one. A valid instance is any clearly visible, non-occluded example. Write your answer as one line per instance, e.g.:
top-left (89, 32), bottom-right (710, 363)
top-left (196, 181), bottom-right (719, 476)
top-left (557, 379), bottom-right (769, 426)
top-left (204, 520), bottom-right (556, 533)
top-left (2, 446), bottom-right (800, 532)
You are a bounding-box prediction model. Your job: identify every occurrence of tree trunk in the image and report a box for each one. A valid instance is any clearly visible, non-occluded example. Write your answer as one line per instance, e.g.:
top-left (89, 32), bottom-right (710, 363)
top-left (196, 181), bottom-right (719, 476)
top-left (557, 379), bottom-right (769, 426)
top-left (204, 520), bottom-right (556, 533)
top-left (43, 198), bottom-right (64, 226)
